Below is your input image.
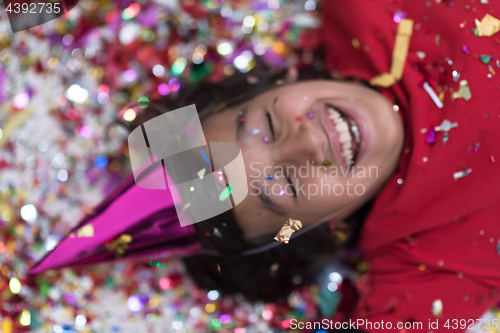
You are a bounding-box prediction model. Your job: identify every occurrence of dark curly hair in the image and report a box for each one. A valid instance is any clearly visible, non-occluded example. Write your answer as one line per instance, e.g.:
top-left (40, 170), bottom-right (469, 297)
top-left (128, 61), bottom-right (374, 302)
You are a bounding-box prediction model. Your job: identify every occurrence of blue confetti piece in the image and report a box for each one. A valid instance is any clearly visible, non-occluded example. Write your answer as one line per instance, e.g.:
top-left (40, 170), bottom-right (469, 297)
top-left (200, 149), bottom-right (211, 165)
top-left (94, 155), bottom-right (108, 168)
top-left (266, 175), bottom-right (272, 180)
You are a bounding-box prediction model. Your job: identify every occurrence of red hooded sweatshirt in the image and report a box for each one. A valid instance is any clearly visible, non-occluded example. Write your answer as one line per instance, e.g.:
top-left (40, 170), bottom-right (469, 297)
top-left (322, 1), bottom-right (500, 332)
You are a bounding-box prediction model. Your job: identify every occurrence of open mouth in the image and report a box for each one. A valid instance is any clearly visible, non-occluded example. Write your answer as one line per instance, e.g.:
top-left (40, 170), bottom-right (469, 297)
top-left (325, 104), bottom-right (362, 167)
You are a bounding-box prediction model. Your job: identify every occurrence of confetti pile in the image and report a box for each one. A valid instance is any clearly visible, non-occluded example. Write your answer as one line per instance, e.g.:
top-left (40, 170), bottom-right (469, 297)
top-left (0, 0), bottom-right (363, 332)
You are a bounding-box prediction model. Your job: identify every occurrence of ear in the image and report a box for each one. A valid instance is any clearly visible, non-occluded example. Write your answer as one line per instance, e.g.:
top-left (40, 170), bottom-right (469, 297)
top-left (284, 66), bottom-right (299, 83)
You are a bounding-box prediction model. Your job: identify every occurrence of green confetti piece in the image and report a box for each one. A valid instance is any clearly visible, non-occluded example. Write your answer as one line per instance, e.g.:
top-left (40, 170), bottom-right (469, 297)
top-left (480, 55), bottom-right (492, 64)
top-left (211, 319), bottom-right (222, 329)
top-left (104, 277), bottom-right (115, 288)
top-left (148, 261), bottom-right (164, 269)
top-left (218, 184), bottom-right (233, 202)
top-left (138, 96), bottom-right (149, 108)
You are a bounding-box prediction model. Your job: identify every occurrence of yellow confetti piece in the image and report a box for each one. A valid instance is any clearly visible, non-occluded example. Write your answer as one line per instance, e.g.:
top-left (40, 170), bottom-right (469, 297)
top-left (370, 19), bottom-right (414, 88)
top-left (475, 14), bottom-right (500, 37)
top-left (274, 218), bottom-right (302, 244)
top-left (77, 224), bottom-right (95, 237)
top-left (19, 310), bottom-right (31, 326)
top-left (351, 38), bottom-right (361, 49)
top-left (418, 264), bottom-right (426, 270)
top-left (451, 80), bottom-right (472, 101)
top-left (369, 73), bottom-right (397, 88)
top-left (105, 234), bottom-right (132, 257)
top-left (1, 317), bottom-right (13, 333)
top-left (206, 303), bottom-right (216, 313)
top-left (390, 19), bottom-right (414, 80)
top-left (0, 106), bottom-right (34, 148)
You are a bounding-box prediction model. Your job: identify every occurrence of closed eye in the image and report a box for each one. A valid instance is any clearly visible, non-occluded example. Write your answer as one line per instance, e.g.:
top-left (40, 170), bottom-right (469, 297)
top-left (266, 111), bottom-right (275, 140)
top-left (286, 174), bottom-right (297, 198)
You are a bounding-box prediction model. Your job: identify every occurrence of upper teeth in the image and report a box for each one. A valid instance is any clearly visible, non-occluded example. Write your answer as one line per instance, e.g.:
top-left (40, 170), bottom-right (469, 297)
top-left (328, 107), bottom-right (354, 166)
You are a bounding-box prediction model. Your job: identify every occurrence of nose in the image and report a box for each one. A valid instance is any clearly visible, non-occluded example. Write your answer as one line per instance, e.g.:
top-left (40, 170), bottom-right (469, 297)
top-left (272, 120), bottom-right (325, 167)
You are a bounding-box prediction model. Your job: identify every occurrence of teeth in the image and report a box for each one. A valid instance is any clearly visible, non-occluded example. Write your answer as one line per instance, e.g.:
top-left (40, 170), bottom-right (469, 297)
top-left (335, 122), bottom-right (349, 133)
top-left (327, 106), bottom-right (354, 166)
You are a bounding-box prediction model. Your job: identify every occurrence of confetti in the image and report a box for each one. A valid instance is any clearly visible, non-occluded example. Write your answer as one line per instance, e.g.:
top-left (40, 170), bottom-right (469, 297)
top-left (279, 190), bottom-right (286, 196)
top-left (105, 234), bottom-right (133, 256)
top-left (251, 128), bottom-right (260, 135)
top-left (462, 45), bottom-right (471, 54)
top-left (197, 168), bottom-right (206, 179)
top-left (425, 126), bottom-right (437, 144)
top-left (474, 14), bottom-right (500, 37)
top-left (295, 116), bottom-right (302, 121)
top-left (322, 160), bottom-right (332, 168)
top-left (453, 168), bottom-right (472, 180)
top-left (148, 261), bottom-right (164, 269)
top-left (370, 19), bottom-right (413, 87)
top-left (218, 184), bottom-right (233, 201)
top-left (76, 224), bottom-right (94, 237)
top-left (423, 82), bottom-right (444, 109)
top-left (200, 150), bottom-right (211, 165)
top-left (213, 228), bottom-right (222, 237)
top-left (435, 120), bottom-right (458, 132)
top-left (442, 132), bottom-right (449, 145)
top-left (274, 218), bottom-right (303, 244)
top-left (491, 155), bottom-right (495, 163)
top-left (432, 299), bottom-right (443, 317)
top-left (480, 55), bottom-right (492, 64)
top-left (262, 135), bottom-right (269, 142)
top-left (452, 80), bottom-right (472, 101)
top-left (306, 112), bottom-right (314, 119)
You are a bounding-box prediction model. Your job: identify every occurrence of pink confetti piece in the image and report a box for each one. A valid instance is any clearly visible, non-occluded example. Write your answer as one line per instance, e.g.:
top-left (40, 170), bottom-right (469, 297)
top-left (425, 126), bottom-right (436, 144)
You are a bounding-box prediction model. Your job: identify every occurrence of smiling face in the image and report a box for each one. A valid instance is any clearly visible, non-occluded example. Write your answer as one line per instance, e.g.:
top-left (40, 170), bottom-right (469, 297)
top-left (202, 79), bottom-right (404, 240)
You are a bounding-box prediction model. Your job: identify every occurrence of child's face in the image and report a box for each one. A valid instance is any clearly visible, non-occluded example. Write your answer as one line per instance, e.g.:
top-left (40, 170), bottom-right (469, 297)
top-left (202, 80), bottom-right (404, 239)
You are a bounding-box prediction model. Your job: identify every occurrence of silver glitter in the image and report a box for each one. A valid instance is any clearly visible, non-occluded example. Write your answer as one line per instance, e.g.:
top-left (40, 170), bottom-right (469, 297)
top-left (432, 299), bottom-right (443, 317)
top-left (453, 168), bottom-right (472, 180)
top-left (435, 120), bottom-right (458, 132)
top-left (397, 178), bottom-right (403, 185)
top-left (213, 228), bottom-right (222, 237)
